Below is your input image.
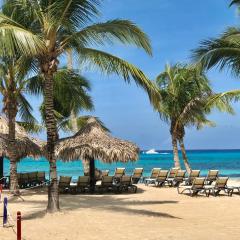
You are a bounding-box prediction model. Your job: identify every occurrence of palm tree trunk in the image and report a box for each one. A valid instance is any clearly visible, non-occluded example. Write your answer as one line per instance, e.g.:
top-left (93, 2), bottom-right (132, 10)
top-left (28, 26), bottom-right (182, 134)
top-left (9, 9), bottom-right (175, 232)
top-left (8, 109), bottom-right (18, 194)
top-left (179, 138), bottom-right (191, 174)
top-left (67, 50), bottom-right (90, 177)
top-left (5, 72), bottom-right (19, 194)
top-left (171, 135), bottom-right (181, 169)
top-left (43, 68), bottom-right (59, 212)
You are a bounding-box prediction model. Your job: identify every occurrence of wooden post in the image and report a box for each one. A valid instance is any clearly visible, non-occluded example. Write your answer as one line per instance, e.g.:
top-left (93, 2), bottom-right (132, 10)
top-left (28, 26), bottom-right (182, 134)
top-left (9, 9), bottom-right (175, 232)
top-left (3, 197), bottom-right (7, 226)
top-left (0, 184), bottom-right (2, 202)
top-left (17, 211), bottom-right (21, 240)
top-left (0, 156), bottom-right (3, 185)
top-left (89, 158), bottom-right (95, 193)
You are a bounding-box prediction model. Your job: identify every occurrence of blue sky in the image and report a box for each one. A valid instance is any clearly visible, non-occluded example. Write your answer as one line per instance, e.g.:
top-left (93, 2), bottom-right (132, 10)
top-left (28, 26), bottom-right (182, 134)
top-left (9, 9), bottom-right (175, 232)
top-left (3, 0), bottom-right (240, 150)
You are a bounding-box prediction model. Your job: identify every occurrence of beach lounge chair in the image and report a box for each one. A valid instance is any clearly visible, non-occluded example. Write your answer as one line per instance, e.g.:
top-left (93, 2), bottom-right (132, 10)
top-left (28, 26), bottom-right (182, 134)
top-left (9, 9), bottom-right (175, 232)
top-left (227, 186), bottom-right (240, 195)
top-left (18, 173), bottom-right (29, 188)
top-left (178, 177), bottom-right (207, 196)
top-left (37, 172), bottom-right (47, 185)
top-left (205, 177), bottom-right (233, 197)
top-left (97, 176), bottom-right (114, 193)
top-left (168, 170), bottom-right (186, 187)
top-left (167, 168), bottom-right (179, 182)
top-left (118, 176), bottom-right (137, 193)
top-left (28, 172), bottom-right (38, 186)
top-left (155, 170), bottom-right (169, 187)
top-left (144, 168), bottom-right (161, 185)
top-left (101, 170), bottom-right (109, 177)
top-left (73, 176), bottom-right (90, 193)
top-left (131, 168), bottom-right (143, 184)
top-left (184, 170), bottom-right (200, 185)
top-left (205, 170), bottom-right (219, 185)
top-left (58, 176), bottom-right (72, 193)
top-left (114, 168), bottom-right (125, 178)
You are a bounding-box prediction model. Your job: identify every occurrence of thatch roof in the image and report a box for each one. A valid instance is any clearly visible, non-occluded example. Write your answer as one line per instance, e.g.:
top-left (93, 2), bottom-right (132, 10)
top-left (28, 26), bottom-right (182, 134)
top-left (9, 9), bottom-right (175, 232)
top-left (0, 116), bottom-right (43, 160)
top-left (55, 117), bottom-right (139, 163)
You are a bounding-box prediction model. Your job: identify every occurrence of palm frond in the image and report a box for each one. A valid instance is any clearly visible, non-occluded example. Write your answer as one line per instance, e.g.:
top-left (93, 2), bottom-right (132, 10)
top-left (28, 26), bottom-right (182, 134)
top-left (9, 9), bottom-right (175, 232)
top-left (17, 121), bottom-right (44, 134)
top-left (61, 19), bottom-right (152, 55)
top-left (78, 47), bottom-right (159, 106)
top-left (58, 115), bottom-right (109, 133)
top-left (17, 93), bottom-right (36, 123)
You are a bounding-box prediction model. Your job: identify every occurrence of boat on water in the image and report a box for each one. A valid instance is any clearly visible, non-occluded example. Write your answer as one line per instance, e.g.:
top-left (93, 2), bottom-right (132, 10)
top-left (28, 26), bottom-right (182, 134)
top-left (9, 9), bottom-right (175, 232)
top-left (145, 149), bottom-right (159, 154)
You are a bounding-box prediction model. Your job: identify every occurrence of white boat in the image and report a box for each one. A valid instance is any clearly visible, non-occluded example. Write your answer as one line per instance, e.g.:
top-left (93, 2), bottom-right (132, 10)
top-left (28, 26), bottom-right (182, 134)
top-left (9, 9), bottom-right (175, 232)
top-left (145, 149), bottom-right (159, 154)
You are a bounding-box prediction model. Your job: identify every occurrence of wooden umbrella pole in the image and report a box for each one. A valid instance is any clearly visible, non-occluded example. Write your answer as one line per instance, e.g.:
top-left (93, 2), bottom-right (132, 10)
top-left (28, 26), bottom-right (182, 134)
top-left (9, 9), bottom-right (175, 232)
top-left (89, 158), bottom-right (95, 193)
top-left (0, 156), bottom-right (3, 185)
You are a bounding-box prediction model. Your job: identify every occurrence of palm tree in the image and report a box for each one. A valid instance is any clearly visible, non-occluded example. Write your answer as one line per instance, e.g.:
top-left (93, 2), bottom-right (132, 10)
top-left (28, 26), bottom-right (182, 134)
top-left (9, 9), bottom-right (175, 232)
top-left (192, 1), bottom-right (240, 76)
top-left (155, 64), bottom-right (224, 172)
top-left (0, 0), bottom-right (159, 211)
top-left (0, 57), bottom-right (37, 194)
top-left (27, 68), bottom-right (94, 136)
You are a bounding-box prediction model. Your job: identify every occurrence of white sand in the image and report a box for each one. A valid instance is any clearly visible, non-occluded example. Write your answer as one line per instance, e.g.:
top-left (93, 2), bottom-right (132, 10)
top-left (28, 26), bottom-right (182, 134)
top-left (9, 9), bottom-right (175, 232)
top-left (1, 179), bottom-right (240, 240)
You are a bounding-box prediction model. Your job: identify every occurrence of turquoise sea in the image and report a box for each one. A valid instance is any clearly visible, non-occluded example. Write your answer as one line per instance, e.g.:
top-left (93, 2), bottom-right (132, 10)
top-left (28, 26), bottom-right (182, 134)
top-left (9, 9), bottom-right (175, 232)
top-left (3, 149), bottom-right (240, 180)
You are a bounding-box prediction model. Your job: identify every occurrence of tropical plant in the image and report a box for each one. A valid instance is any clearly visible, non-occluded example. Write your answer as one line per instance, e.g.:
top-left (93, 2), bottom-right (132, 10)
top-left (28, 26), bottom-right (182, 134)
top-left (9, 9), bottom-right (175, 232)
top-left (155, 64), bottom-right (231, 172)
top-left (0, 0), bottom-right (158, 211)
top-left (0, 57), bottom-right (37, 194)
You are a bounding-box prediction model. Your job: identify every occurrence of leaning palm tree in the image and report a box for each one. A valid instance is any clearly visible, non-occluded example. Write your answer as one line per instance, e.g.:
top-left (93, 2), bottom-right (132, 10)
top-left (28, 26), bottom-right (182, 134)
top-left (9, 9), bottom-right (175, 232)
top-left (0, 57), bottom-right (37, 194)
top-left (0, 0), bottom-right (158, 211)
top-left (155, 64), bottom-right (230, 172)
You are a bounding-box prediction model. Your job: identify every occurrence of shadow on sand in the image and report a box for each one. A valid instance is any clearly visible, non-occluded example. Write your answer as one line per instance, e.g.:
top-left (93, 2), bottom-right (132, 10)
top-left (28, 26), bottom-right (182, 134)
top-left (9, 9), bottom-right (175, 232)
top-left (8, 186), bottom-right (181, 220)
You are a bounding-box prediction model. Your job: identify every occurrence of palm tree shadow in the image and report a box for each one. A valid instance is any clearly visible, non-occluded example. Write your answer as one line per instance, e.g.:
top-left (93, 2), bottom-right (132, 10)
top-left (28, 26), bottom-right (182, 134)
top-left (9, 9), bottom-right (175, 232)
top-left (14, 186), bottom-right (181, 220)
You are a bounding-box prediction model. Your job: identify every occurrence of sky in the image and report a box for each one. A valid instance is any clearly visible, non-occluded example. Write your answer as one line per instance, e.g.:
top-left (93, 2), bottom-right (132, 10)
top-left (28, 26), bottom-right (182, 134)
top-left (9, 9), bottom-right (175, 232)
top-left (2, 0), bottom-right (240, 150)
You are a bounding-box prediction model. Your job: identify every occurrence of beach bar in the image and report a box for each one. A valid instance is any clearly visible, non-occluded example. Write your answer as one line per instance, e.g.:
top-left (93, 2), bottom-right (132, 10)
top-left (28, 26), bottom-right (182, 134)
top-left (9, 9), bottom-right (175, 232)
top-left (55, 117), bottom-right (140, 191)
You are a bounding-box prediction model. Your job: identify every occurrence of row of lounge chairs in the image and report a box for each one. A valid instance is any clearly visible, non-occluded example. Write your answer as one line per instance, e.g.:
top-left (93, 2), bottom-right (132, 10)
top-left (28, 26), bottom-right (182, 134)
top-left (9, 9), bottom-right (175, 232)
top-left (144, 168), bottom-right (220, 187)
top-left (143, 168), bottom-right (240, 197)
top-left (17, 172), bottom-right (47, 188)
top-left (59, 175), bottom-right (137, 194)
top-left (179, 177), bottom-right (237, 197)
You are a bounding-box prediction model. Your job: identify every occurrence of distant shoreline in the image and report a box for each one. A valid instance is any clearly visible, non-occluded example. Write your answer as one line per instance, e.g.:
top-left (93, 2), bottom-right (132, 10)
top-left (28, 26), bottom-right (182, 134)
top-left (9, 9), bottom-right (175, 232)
top-left (141, 149), bottom-right (240, 152)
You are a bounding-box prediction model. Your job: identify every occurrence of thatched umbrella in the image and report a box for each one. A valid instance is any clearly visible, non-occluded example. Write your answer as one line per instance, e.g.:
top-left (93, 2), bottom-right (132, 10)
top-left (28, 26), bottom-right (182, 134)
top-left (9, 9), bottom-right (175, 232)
top-left (55, 117), bottom-right (139, 191)
top-left (0, 116), bottom-right (44, 183)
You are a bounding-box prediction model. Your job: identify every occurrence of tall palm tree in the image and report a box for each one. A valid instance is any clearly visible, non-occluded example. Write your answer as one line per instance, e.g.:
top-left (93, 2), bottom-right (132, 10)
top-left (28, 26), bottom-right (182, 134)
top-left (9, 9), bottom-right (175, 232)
top-left (27, 68), bottom-right (94, 136)
top-left (0, 0), bottom-right (158, 211)
top-left (155, 64), bottom-right (227, 172)
top-left (0, 57), bottom-right (37, 194)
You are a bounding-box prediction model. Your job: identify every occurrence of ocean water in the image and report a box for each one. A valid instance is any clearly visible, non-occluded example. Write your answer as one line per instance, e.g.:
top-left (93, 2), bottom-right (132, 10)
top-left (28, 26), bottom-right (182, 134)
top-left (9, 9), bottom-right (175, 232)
top-left (3, 149), bottom-right (240, 180)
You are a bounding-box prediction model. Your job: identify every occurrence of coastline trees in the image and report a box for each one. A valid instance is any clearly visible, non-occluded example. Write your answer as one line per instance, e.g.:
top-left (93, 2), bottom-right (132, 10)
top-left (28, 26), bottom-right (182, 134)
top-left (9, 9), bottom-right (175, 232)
top-left (154, 64), bottom-right (227, 172)
top-left (0, 0), bottom-right (158, 212)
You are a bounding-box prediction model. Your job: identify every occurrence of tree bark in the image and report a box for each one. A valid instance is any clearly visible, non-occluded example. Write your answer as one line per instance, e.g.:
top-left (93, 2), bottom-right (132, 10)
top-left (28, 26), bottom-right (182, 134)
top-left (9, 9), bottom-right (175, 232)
top-left (171, 135), bottom-right (181, 169)
top-left (179, 138), bottom-right (191, 174)
top-left (42, 65), bottom-right (59, 212)
top-left (67, 50), bottom-right (90, 178)
top-left (5, 69), bottom-right (19, 195)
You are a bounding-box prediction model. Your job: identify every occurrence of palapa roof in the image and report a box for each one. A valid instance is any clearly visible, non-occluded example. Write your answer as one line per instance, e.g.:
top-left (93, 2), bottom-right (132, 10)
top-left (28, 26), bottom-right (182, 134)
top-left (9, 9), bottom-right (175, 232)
top-left (55, 117), bottom-right (140, 163)
top-left (0, 116), bottom-right (43, 160)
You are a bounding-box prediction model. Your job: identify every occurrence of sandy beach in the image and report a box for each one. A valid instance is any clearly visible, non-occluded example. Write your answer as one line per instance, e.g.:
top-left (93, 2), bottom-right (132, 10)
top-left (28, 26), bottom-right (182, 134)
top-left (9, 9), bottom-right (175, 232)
top-left (1, 179), bottom-right (240, 240)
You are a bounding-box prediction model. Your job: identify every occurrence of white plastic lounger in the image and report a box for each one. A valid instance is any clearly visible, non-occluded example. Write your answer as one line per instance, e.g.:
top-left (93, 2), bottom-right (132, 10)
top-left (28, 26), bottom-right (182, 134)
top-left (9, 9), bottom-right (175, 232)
top-left (178, 177), bottom-right (207, 196)
top-left (205, 177), bottom-right (233, 197)
top-left (144, 168), bottom-right (161, 185)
